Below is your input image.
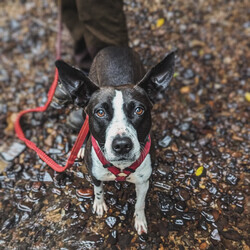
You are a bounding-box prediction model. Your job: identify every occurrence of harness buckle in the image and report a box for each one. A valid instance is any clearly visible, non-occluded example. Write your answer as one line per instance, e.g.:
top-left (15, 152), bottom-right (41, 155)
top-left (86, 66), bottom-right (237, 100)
top-left (115, 176), bottom-right (127, 181)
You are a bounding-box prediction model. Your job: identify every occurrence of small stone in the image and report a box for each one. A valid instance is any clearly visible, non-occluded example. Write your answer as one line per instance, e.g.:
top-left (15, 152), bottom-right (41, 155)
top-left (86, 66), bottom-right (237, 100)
top-left (76, 188), bottom-right (93, 198)
top-left (221, 229), bottom-right (243, 241)
top-left (211, 229), bottom-right (221, 241)
top-left (31, 182), bottom-right (41, 192)
top-left (179, 122), bottom-right (190, 131)
top-left (17, 201), bottom-right (33, 212)
top-left (226, 174), bottom-right (238, 185)
top-left (174, 218), bottom-right (184, 226)
top-left (1, 142), bottom-right (26, 161)
top-left (172, 128), bottom-right (181, 137)
top-left (105, 216), bottom-right (117, 228)
top-left (201, 211), bottom-right (215, 223)
top-left (178, 188), bottom-right (190, 201)
top-left (201, 189), bottom-right (212, 203)
top-left (183, 69), bottom-right (195, 79)
top-left (174, 201), bottom-right (186, 212)
top-left (212, 210), bottom-right (220, 221)
top-left (199, 242), bottom-right (208, 250)
top-left (158, 135), bottom-right (172, 147)
top-left (43, 171), bottom-right (53, 182)
top-left (52, 188), bottom-right (61, 195)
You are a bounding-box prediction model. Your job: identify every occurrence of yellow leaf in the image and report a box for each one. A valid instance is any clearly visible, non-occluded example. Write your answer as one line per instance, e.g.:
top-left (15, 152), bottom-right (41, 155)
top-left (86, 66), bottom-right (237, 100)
top-left (156, 18), bottom-right (165, 28)
top-left (195, 166), bottom-right (204, 176)
top-left (180, 86), bottom-right (190, 94)
top-left (245, 92), bottom-right (250, 102)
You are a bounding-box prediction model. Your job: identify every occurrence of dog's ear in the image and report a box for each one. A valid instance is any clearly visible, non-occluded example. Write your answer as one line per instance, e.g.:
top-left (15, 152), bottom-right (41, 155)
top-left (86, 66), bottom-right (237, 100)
top-left (55, 60), bottom-right (99, 107)
top-left (136, 51), bottom-right (175, 103)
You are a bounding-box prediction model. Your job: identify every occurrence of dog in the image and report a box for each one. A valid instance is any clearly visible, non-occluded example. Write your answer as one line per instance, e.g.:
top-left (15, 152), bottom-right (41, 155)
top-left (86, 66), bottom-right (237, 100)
top-left (55, 46), bottom-right (175, 235)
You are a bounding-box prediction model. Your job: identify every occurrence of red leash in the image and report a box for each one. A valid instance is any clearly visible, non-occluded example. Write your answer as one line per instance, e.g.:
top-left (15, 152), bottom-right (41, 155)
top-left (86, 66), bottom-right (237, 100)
top-left (14, 1), bottom-right (90, 172)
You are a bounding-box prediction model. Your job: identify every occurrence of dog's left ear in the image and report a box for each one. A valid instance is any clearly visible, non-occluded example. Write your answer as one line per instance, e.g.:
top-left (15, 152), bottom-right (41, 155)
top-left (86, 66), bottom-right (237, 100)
top-left (55, 60), bottom-right (99, 107)
top-left (136, 51), bottom-right (175, 103)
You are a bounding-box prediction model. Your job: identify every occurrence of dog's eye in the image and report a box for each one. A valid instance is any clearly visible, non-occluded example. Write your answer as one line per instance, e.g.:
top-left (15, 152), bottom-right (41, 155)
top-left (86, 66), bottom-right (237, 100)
top-left (96, 109), bottom-right (105, 118)
top-left (134, 107), bottom-right (144, 116)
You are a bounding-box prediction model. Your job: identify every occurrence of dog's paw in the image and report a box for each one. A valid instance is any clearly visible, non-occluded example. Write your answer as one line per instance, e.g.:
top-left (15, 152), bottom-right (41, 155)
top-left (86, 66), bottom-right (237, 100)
top-left (134, 210), bottom-right (147, 235)
top-left (77, 147), bottom-right (85, 159)
top-left (93, 199), bottom-right (108, 217)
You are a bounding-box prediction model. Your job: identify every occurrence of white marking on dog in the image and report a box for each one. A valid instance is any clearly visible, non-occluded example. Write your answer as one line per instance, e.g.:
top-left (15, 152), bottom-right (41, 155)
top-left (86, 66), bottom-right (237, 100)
top-left (92, 182), bottom-right (108, 217)
top-left (104, 90), bottom-right (141, 169)
top-left (134, 181), bottom-right (149, 234)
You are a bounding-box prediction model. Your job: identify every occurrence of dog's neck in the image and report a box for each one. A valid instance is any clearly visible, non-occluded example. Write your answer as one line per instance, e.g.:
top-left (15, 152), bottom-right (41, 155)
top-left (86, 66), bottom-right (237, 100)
top-left (91, 135), bottom-right (151, 171)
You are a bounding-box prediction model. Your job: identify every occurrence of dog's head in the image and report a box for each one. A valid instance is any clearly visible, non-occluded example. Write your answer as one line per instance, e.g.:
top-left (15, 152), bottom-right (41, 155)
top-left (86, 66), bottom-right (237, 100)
top-left (55, 51), bottom-right (175, 167)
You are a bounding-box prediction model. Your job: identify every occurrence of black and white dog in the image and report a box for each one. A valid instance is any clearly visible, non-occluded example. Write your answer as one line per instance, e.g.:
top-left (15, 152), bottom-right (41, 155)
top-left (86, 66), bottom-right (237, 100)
top-left (55, 47), bottom-right (175, 234)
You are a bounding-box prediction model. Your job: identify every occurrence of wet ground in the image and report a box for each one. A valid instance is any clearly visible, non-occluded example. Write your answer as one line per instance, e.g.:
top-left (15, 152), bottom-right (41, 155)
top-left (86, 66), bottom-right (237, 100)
top-left (0, 0), bottom-right (249, 249)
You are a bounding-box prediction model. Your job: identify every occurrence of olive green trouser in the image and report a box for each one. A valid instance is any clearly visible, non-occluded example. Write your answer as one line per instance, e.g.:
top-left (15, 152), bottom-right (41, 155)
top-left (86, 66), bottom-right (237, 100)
top-left (61, 0), bottom-right (128, 59)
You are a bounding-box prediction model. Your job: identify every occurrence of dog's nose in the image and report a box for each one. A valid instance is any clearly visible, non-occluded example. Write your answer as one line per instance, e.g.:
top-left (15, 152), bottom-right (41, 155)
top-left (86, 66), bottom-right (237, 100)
top-left (112, 136), bottom-right (133, 154)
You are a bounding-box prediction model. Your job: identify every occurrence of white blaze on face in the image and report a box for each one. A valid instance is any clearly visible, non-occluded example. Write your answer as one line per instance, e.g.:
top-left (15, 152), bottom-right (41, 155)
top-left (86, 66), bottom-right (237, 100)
top-left (104, 90), bottom-right (141, 168)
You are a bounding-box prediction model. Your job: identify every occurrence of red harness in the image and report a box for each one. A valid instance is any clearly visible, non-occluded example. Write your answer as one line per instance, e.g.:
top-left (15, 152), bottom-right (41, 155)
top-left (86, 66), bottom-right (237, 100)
top-left (91, 135), bottom-right (151, 181)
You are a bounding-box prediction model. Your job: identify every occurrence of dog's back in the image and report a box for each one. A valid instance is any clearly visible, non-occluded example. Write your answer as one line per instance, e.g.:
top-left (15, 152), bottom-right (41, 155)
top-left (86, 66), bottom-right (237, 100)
top-left (89, 47), bottom-right (145, 87)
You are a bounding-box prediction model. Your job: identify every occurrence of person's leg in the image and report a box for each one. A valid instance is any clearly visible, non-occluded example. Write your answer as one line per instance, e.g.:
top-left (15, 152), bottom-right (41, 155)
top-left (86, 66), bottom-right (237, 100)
top-left (76, 0), bottom-right (128, 59)
top-left (61, 0), bottom-right (92, 70)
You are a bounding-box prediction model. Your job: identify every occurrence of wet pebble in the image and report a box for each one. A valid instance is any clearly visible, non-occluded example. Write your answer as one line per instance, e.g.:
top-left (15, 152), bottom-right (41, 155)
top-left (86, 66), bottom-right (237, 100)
top-left (235, 203), bottom-right (244, 214)
top-left (207, 182), bottom-right (218, 195)
top-left (174, 201), bottom-right (186, 213)
top-left (220, 203), bottom-right (228, 210)
top-left (52, 188), bottom-right (61, 195)
top-left (174, 218), bottom-right (184, 226)
top-left (221, 229), bottom-right (243, 241)
top-left (199, 220), bottom-right (208, 231)
top-left (158, 193), bottom-right (174, 213)
top-left (17, 201), bottom-right (33, 212)
top-left (201, 211), bottom-right (215, 223)
top-left (183, 68), bottom-right (195, 79)
top-left (139, 233), bottom-right (148, 242)
top-left (158, 135), bottom-right (172, 147)
top-left (172, 128), bottom-right (181, 137)
top-left (201, 189), bottom-right (212, 203)
top-left (43, 171), bottom-right (53, 182)
top-left (0, 142), bottom-right (26, 161)
top-left (226, 173), bottom-right (238, 185)
top-left (76, 188), bottom-right (93, 198)
top-left (105, 216), bottom-right (117, 228)
top-left (179, 122), bottom-right (190, 131)
top-left (210, 228), bottom-right (221, 241)
top-left (1, 216), bottom-right (16, 231)
top-left (31, 181), bottom-right (41, 192)
top-left (178, 188), bottom-right (190, 201)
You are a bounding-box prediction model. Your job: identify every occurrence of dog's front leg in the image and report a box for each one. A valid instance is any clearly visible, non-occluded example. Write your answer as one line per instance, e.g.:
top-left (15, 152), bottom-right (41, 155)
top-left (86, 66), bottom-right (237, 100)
top-left (134, 181), bottom-right (149, 235)
top-left (93, 182), bottom-right (108, 217)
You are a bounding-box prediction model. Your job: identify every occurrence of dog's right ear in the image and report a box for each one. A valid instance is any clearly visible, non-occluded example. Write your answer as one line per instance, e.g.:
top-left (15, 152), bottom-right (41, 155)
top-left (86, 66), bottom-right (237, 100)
top-left (55, 60), bottom-right (99, 107)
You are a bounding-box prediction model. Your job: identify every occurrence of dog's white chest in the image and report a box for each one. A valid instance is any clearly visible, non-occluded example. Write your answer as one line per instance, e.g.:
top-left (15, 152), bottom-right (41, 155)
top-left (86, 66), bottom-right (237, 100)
top-left (91, 146), bottom-right (152, 184)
